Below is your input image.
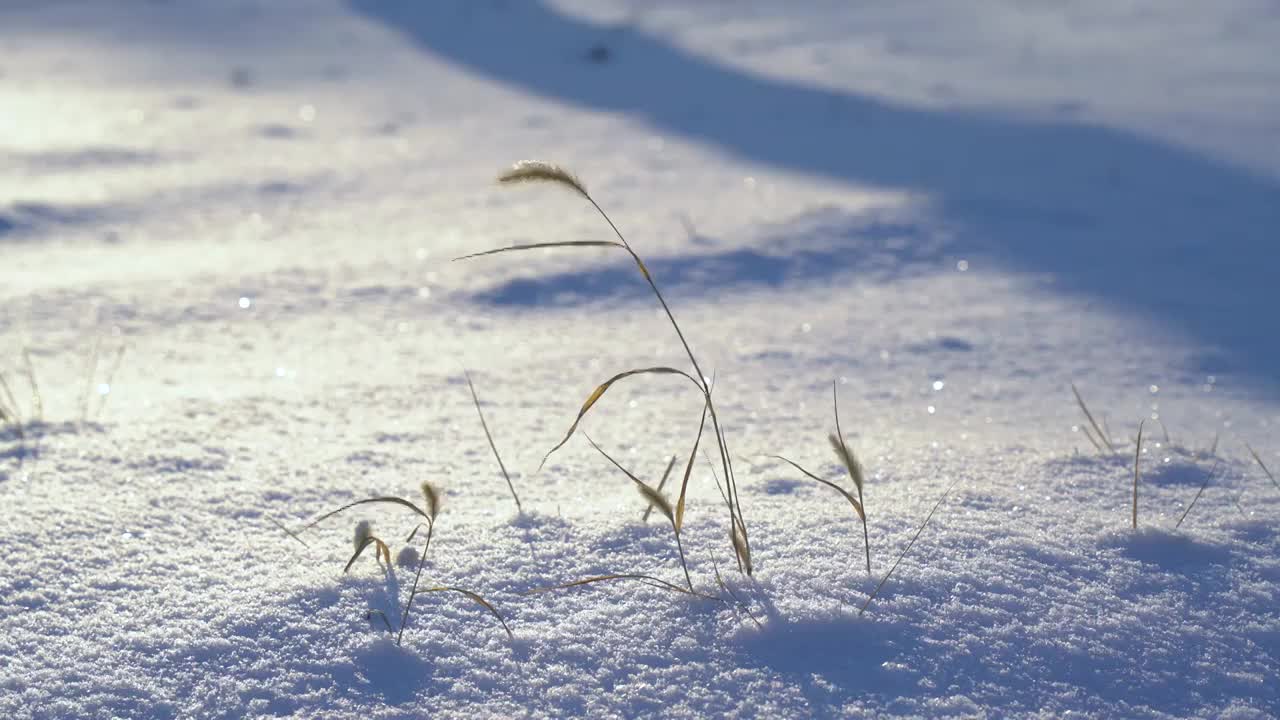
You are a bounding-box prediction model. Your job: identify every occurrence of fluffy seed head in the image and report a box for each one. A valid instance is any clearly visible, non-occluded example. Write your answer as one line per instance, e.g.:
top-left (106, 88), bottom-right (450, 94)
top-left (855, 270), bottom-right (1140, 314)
top-left (497, 160), bottom-right (589, 199)
top-left (353, 520), bottom-right (372, 552)
top-left (421, 481), bottom-right (441, 520)
top-left (829, 433), bottom-right (865, 493)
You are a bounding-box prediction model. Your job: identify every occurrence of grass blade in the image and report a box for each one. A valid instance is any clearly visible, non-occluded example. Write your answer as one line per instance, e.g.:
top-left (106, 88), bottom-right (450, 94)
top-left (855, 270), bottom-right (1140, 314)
top-left (642, 454), bottom-right (679, 522)
top-left (21, 348), bottom-right (42, 424)
top-left (860, 479), bottom-right (957, 616)
top-left (415, 587), bottom-right (515, 640)
top-left (540, 366), bottom-right (700, 469)
top-left (268, 516), bottom-right (310, 548)
top-left (301, 496), bottom-right (429, 532)
top-left (1071, 383), bottom-right (1116, 454)
top-left (453, 240), bottom-right (622, 263)
top-left (465, 371), bottom-right (522, 513)
top-left (675, 399), bottom-right (709, 532)
top-left (585, 435), bottom-right (691, 590)
top-left (1245, 443), bottom-right (1278, 492)
top-left (768, 454), bottom-right (864, 522)
top-left (398, 517), bottom-right (437, 646)
top-left (1079, 422), bottom-right (1106, 455)
top-left (524, 573), bottom-right (720, 601)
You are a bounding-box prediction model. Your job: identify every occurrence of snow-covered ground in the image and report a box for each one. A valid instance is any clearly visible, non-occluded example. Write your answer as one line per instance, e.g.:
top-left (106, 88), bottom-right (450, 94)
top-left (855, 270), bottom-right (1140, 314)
top-left (2, 1), bottom-right (1279, 717)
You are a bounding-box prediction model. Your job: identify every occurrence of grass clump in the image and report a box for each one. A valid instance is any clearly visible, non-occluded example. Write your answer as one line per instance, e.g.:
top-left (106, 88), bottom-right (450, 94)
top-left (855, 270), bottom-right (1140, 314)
top-left (294, 481), bottom-right (512, 646)
top-left (456, 160), bottom-right (753, 578)
top-left (585, 434), bottom-right (693, 591)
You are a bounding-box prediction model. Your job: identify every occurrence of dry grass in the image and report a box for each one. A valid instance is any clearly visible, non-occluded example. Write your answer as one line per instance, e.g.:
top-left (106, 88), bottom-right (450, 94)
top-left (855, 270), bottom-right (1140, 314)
top-left (584, 434), bottom-right (693, 591)
top-left (768, 382), bottom-right (871, 575)
top-left (1245, 443), bottom-right (1278, 493)
top-left (292, 482), bottom-right (511, 647)
top-left (641, 455), bottom-right (679, 522)
top-left (1071, 383), bottom-right (1116, 455)
top-left (860, 479), bottom-right (957, 616)
top-left (465, 371), bottom-right (522, 513)
top-left (455, 160), bottom-right (753, 577)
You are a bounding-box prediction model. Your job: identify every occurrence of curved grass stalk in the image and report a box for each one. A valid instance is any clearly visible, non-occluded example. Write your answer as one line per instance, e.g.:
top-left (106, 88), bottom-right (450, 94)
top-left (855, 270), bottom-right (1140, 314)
top-left (524, 573), bottom-right (722, 602)
top-left (398, 483), bottom-right (441, 646)
top-left (299, 496), bottom-right (431, 533)
top-left (457, 161), bottom-right (753, 575)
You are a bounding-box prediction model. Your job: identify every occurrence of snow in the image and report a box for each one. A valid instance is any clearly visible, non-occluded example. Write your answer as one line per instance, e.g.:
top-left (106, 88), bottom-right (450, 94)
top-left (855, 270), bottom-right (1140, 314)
top-left (2, 1), bottom-right (1279, 718)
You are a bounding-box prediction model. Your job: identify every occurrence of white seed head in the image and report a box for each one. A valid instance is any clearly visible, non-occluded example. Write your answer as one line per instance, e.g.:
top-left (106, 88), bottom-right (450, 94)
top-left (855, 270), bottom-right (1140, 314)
top-left (353, 520), bottom-right (372, 552)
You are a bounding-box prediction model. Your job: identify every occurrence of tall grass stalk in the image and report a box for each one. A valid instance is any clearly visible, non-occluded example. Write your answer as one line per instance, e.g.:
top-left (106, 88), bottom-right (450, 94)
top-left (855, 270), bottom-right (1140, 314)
top-left (398, 481), bottom-right (440, 646)
top-left (767, 382), bottom-right (871, 575)
top-left (456, 160), bottom-right (752, 575)
top-left (641, 455), bottom-right (679, 522)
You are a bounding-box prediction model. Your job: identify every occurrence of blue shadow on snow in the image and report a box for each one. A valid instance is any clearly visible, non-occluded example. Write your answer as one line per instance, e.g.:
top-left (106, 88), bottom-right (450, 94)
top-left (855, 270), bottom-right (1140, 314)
top-left (351, 0), bottom-right (1280, 385)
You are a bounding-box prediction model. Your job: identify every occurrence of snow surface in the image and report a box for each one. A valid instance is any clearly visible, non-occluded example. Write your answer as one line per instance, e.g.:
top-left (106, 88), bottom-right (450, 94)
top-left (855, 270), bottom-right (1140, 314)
top-left (2, 1), bottom-right (1279, 718)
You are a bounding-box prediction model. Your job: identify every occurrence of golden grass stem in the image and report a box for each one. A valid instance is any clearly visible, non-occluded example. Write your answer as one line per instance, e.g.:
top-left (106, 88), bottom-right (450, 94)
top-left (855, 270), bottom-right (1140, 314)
top-left (674, 400), bottom-right (709, 532)
top-left (642, 455), bottom-right (679, 522)
top-left (414, 587), bottom-right (514, 639)
top-left (524, 573), bottom-right (722, 601)
top-left (269, 516), bottom-right (311, 548)
top-left (301, 496), bottom-right (431, 532)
